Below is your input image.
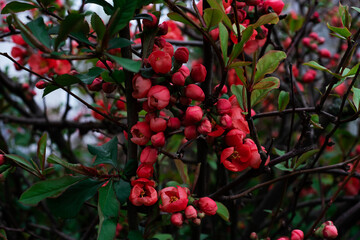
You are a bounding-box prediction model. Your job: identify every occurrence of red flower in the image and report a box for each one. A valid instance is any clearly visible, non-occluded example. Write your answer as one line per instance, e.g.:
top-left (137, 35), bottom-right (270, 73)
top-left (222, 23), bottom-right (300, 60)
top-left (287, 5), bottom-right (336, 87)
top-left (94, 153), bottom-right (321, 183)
top-left (170, 213), bottom-right (184, 227)
top-left (35, 80), bottom-right (48, 89)
top-left (50, 59), bottom-right (71, 75)
top-left (147, 85), bottom-right (170, 110)
top-left (130, 122), bottom-right (152, 146)
top-left (216, 99), bottom-right (232, 115)
top-left (291, 229), bottom-right (304, 240)
top-left (28, 52), bottom-right (50, 75)
top-left (91, 100), bottom-right (111, 120)
top-left (220, 145), bottom-right (251, 172)
top-left (184, 106), bottom-right (203, 125)
top-left (174, 47), bottom-right (189, 63)
top-left (302, 69), bottom-right (317, 83)
top-left (129, 178), bottom-right (158, 206)
top-left (171, 71), bottom-right (186, 86)
top-left (159, 186), bottom-right (189, 213)
top-left (168, 117), bottom-right (181, 129)
top-left (153, 40), bottom-right (174, 57)
top-left (132, 74), bottom-right (152, 99)
top-left (151, 132), bottom-right (165, 147)
top-left (150, 117), bottom-right (167, 132)
top-left (225, 129), bottom-right (246, 147)
top-left (185, 205), bottom-right (197, 219)
top-left (148, 50), bottom-right (172, 74)
top-left (263, 0), bottom-right (285, 15)
top-left (87, 78), bottom-right (103, 91)
top-left (230, 107), bottom-right (250, 134)
top-left (143, 13), bottom-right (158, 29)
top-left (140, 146), bottom-right (158, 165)
top-left (136, 163), bottom-right (154, 179)
top-left (197, 119), bottom-right (212, 135)
top-left (163, 21), bottom-right (184, 40)
top-left (190, 64), bottom-right (207, 83)
top-left (184, 125), bottom-right (198, 140)
top-left (185, 84), bottom-right (205, 101)
top-left (196, 197), bottom-right (217, 215)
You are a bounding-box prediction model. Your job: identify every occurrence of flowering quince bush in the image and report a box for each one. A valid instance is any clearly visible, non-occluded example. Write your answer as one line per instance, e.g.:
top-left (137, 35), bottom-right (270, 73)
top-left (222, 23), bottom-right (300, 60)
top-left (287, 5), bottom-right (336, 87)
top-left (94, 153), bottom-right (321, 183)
top-left (1, 0), bottom-right (360, 239)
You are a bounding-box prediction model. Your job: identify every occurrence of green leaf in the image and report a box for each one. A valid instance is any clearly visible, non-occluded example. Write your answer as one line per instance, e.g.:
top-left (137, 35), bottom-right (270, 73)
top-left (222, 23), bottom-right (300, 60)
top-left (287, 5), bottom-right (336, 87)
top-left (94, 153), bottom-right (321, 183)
top-left (278, 91), bottom-right (290, 112)
top-left (167, 12), bottom-right (192, 26)
top-left (234, 67), bottom-right (247, 86)
top-left (134, 13), bottom-right (153, 21)
top-left (76, 67), bottom-right (105, 84)
top-left (19, 176), bottom-right (85, 205)
top-left (91, 12), bottom-right (106, 40)
top-left (253, 77), bottom-right (280, 90)
top-left (231, 84), bottom-right (246, 110)
top-left (203, 8), bottom-right (223, 30)
top-left (343, 63), bottom-right (360, 77)
top-left (352, 86), bottom-right (360, 111)
top-left (27, 17), bottom-right (52, 49)
top-left (1, 1), bottom-right (38, 14)
top-left (228, 26), bottom-right (254, 64)
top-left (274, 162), bottom-right (293, 171)
top-left (114, 179), bottom-right (131, 205)
top-left (55, 13), bottom-right (85, 50)
top-left (352, 7), bottom-right (360, 14)
top-left (88, 137), bottom-right (119, 169)
top-left (47, 178), bottom-right (104, 218)
top-left (252, 12), bottom-right (279, 28)
top-left (218, 22), bottom-right (228, 63)
top-left (273, 148), bottom-right (285, 156)
top-left (47, 154), bottom-right (98, 176)
top-left (97, 180), bottom-right (119, 240)
top-left (254, 50), bottom-right (286, 82)
top-left (108, 0), bottom-right (138, 36)
top-left (251, 77), bottom-right (280, 106)
top-left (0, 229), bottom-right (7, 240)
top-left (108, 38), bottom-right (134, 50)
top-left (339, 3), bottom-right (351, 29)
top-left (106, 54), bottom-right (141, 73)
top-left (327, 23), bottom-right (351, 38)
top-left (174, 159), bottom-right (190, 185)
top-left (206, 0), bottom-right (232, 29)
top-left (216, 201), bottom-right (229, 222)
top-left (37, 133), bottom-right (47, 172)
top-left (152, 234), bottom-right (173, 240)
top-left (228, 61), bottom-right (252, 69)
top-left (5, 154), bottom-right (41, 178)
top-left (43, 74), bottom-right (80, 97)
top-left (303, 61), bottom-right (341, 78)
top-left (85, 0), bottom-right (114, 15)
top-left (310, 114), bottom-right (322, 129)
top-left (295, 149), bottom-right (318, 169)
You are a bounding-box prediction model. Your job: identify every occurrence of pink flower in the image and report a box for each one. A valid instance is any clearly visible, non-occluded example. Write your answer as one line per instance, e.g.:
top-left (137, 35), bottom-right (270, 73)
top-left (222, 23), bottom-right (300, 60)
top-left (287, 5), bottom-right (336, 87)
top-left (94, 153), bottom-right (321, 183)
top-left (190, 64), bottom-right (207, 83)
top-left (323, 224), bottom-right (338, 239)
top-left (132, 74), bottom-right (152, 99)
top-left (148, 50), bottom-right (172, 74)
top-left (129, 178), bottom-right (158, 206)
top-left (185, 205), bottom-right (198, 219)
top-left (184, 106), bottom-right (203, 125)
top-left (178, 65), bottom-right (190, 78)
top-left (143, 13), bottom-right (158, 28)
top-left (290, 229), bottom-right (304, 240)
top-left (153, 40), bottom-right (174, 57)
top-left (318, 49), bottom-right (331, 58)
top-left (174, 47), bottom-right (189, 63)
top-left (50, 59), bottom-right (71, 75)
top-left (87, 78), bottom-right (103, 91)
top-left (184, 125), bottom-right (198, 140)
top-left (196, 197), bottom-right (217, 215)
top-left (230, 107), bottom-right (250, 134)
top-left (159, 186), bottom-right (189, 213)
top-left (220, 114), bottom-right (232, 129)
top-left (140, 146), bottom-right (158, 165)
top-left (147, 85), bottom-right (170, 110)
top-left (216, 99), bottom-right (232, 115)
top-left (96, 60), bottom-right (113, 69)
top-left (197, 119), bottom-right (212, 135)
top-left (167, 117), bottom-right (181, 129)
top-left (172, 71), bottom-right (186, 86)
top-left (302, 69), bottom-right (317, 83)
top-left (185, 84), bottom-right (205, 101)
top-left (170, 213), bottom-right (184, 227)
top-left (130, 122), bottom-right (152, 145)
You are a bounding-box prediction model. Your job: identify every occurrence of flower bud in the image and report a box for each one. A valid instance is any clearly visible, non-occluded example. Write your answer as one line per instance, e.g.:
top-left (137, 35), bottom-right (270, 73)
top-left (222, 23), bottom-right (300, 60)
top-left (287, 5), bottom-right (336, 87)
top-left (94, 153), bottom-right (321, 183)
top-left (143, 13), bottom-right (158, 29)
top-left (132, 74), bottom-right (152, 99)
top-left (291, 229), bottom-right (304, 240)
top-left (184, 125), bottom-right (198, 140)
top-left (172, 72), bottom-right (186, 86)
top-left (168, 117), bottom-right (181, 129)
top-left (150, 117), bottom-right (167, 132)
top-left (185, 84), bottom-right (205, 101)
top-left (116, 97), bottom-right (126, 110)
top-left (192, 218), bottom-right (201, 225)
top-left (250, 232), bottom-right (258, 240)
top-left (96, 60), bottom-right (113, 69)
top-left (225, 129), bottom-right (246, 146)
top-left (148, 85), bottom-right (170, 110)
top-left (140, 146), bottom-right (158, 165)
top-left (154, 37), bottom-right (167, 48)
top-left (263, 0), bottom-right (285, 15)
top-left (148, 51), bottom-right (172, 74)
top-left (0, 154), bottom-right (5, 165)
top-left (216, 99), bottom-right (231, 115)
top-left (302, 69), bottom-right (317, 83)
top-left (11, 46), bottom-right (26, 59)
top-left (158, 22), bottom-right (168, 35)
top-left (35, 80), bottom-right (48, 89)
top-left (302, 37), bottom-right (311, 47)
top-left (197, 119), bottom-right (212, 135)
top-left (184, 106), bottom-right (203, 124)
top-left (213, 84), bottom-right (228, 95)
top-left (174, 47), bottom-right (189, 64)
top-left (151, 132), bottom-right (165, 147)
top-left (136, 163), bottom-right (154, 178)
top-left (318, 49), bottom-right (331, 58)
top-left (179, 65), bottom-right (190, 78)
top-left (171, 213), bottom-right (184, 227)
top-left (185, 205), bottom-right (197, 219)
top-left (190, 64), bottom-right (207, 83)
top-left (87, 78), bottom-right (103, 91)
top-left (102, 82), bottom-right (116, 93)
top-left (309, 32), bottom-right (319, 40)
top-left (196, 197), bottom-right (217, 215)
top-left (323, 225), bottom-right (338, 239)
top-left (220, 114), bottom-right (232, 129)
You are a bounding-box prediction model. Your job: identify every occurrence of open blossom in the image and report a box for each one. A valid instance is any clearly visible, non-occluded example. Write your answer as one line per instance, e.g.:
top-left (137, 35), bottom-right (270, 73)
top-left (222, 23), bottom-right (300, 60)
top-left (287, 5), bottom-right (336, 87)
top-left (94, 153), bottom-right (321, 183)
top-left (225, 129), bottom-right (246, 147)
top-left (130, 122), bottom-right (152, 145)
top-left (263, 0), bottom-right (285, 15)
top-left (159, 186), bottom-right (189, 213)
top-left (129, 178), bottom-right (158, 206)
top-left (230, 107), bottom-right (250, 134)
